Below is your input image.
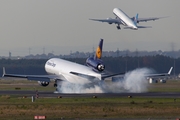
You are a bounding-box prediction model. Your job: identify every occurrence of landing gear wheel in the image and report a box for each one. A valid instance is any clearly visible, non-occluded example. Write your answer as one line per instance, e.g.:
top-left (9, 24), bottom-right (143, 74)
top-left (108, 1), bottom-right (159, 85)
top-left (117, 26), bottom-right (121, 30)
top-left (54, 83), bottom-right (57, 87)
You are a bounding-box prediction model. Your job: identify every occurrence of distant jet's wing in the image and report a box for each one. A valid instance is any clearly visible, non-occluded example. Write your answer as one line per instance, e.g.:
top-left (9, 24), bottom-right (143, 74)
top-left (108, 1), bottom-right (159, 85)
top-left (124, 26), bottom-right (152, 29)
top-left (136, 17), bottom-right (168, 23)
top-left (145, 67), bottom-right (173, 78)
top-left (137, 26), bottom-right (152, 28)
top-left (89, 18), bottom-right (121, 24)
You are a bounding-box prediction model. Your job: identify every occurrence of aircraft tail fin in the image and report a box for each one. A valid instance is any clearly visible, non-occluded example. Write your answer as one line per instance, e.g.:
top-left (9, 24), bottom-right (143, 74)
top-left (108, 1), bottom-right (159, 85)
top-left (134, 13), bottom-right (138, 25)
top-left (94, 39), bottom-right (103, 59)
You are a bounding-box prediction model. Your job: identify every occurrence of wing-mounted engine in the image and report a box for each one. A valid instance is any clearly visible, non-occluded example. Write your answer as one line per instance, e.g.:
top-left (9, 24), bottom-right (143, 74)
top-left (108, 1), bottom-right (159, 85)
top-left (107, 17), bottom-right (113, 24)
top-left (86, 57), bottom-right (105, 72)
top-left (38, 81), bottom-right (49, 87)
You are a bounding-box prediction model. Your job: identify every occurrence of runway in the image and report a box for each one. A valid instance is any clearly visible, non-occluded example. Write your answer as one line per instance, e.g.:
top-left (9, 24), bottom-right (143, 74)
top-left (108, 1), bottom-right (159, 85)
top-left (0, 90), bottom-right (180, 98)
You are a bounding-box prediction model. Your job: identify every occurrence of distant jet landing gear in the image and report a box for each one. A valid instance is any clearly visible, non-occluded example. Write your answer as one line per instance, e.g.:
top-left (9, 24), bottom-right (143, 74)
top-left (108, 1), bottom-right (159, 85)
top-left (117, 25), bottom-right (121, 30)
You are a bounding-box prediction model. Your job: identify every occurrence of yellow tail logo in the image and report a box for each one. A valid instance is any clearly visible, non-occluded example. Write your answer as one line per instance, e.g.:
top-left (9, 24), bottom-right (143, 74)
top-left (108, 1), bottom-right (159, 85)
top-left (96, 46), bottom-right (102, 59)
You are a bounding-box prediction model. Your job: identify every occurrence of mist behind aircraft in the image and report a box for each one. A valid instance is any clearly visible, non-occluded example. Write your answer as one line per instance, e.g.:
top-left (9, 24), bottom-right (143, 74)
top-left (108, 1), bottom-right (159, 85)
top-left (56, 68), bottom-right (152, 93)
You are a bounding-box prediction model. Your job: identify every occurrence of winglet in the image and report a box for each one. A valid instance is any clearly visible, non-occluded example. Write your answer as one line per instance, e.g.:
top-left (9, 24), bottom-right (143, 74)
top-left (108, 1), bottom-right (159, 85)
top-left (94, 39), bottom-right (103, 59)
top-left (2, 67), bottom-right (6, 77)
top-left (168, 67), bottom-right (173, 75)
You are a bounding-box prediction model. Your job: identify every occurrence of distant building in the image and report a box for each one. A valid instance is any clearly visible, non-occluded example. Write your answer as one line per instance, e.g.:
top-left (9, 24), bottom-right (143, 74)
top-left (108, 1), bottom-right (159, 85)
top-left (9, 52), bottom-right (11, 59)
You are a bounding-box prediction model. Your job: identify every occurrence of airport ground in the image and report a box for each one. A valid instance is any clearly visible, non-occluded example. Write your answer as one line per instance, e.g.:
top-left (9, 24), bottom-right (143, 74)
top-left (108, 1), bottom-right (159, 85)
top-left (0, 79), bottom-right (180, 119)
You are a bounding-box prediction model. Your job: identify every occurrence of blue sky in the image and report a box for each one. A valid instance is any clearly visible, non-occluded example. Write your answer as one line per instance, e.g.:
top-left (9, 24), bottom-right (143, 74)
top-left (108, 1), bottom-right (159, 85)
top-left (0, 0), bottom-right (179, 56)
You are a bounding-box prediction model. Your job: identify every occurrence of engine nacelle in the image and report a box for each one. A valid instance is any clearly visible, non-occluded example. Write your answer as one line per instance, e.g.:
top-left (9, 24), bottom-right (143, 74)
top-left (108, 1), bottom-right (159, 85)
top-left (86, 57), bottom-right (105, 72)
top-left (97, 64), bottom-right (105, 72)
top-left (107, 17), bottom-right (113, 24)
top-left (38, 81), bottom-right (49, 87)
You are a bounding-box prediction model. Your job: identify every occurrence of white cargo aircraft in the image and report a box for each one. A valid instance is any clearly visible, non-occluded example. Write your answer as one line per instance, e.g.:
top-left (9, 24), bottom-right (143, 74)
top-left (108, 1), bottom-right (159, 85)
top-left (2, 39), bottom-right (123, 90)
top-left (2, 39), bottom-right (173, 91)
top-left (90, 8), bottom-right (166, 30)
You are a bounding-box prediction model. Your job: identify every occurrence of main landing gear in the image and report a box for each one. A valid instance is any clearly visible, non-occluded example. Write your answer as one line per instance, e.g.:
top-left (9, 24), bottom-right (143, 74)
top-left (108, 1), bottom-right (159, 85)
top-left (117, 25), bottom-right (121, 30)
top-left (54, 80), bottom-right (57, 87)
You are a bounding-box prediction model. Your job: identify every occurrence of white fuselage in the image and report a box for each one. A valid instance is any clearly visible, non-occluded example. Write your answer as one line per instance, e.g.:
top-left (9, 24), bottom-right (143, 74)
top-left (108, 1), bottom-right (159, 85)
top-left (45, 58), bottom-right (102, 84)
top-left (113, 8), bottom-right (138, 30)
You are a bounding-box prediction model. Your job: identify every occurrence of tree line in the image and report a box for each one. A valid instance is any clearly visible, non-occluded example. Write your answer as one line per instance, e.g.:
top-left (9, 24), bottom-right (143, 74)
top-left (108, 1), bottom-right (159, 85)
top-left (0, 55), bottom-right (178, 76)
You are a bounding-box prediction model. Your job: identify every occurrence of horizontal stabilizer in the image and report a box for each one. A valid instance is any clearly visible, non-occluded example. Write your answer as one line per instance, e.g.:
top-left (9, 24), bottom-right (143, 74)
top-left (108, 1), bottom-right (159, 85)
top-left (101, 72), bottom-right (125, 80)
top-left (70, 71), bottom-right (96, 79)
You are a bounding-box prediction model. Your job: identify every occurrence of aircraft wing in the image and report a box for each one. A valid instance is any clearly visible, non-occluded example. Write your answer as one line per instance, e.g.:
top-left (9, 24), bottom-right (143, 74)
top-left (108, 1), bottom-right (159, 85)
top-left (101, 67), bottom-right (172, 80)
top-left (3, 74), bottom-right (61, 82)
top-left (137, 17), bottom-right (167, 23)
top-left (124, 26), bottom-right (152, 29)
top-left (2, 67), bottom-right (63, 82)
top-left (89, 18), bottom-right (121, 24)
top-left (145, 67), bottom-right (173, 78)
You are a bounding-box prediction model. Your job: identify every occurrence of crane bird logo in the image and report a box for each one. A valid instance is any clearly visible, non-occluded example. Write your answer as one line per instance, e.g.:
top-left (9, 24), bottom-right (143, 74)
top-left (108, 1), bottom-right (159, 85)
top-left (96, 46), bottom-right (102, 59)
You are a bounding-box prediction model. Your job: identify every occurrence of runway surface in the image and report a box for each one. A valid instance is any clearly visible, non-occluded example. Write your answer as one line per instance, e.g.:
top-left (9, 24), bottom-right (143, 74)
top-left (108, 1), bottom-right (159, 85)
top-left (0, 90), bottom-right (180, 98)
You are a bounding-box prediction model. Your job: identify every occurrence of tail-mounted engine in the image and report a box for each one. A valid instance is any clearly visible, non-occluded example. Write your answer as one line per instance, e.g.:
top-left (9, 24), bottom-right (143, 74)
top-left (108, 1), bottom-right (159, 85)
top-left (38, 81), bottom-right (49, 87)
top-left (86, 57), bottom-right (105, 72)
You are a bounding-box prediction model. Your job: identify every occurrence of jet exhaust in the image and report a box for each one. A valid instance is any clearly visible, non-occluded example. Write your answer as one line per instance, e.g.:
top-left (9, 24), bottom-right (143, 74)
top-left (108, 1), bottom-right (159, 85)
top-left (56, 68), bottom-right (153, 93)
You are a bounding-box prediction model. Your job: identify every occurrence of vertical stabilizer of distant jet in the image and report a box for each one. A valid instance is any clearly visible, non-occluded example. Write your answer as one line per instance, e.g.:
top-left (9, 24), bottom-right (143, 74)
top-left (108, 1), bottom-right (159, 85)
top-left (94, 39), bottom-right (103, 59)
top-left (134, 13), bottom-right (139, 26)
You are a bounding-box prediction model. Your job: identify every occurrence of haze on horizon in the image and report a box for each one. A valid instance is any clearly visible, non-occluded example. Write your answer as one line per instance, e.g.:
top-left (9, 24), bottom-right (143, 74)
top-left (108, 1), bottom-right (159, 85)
top-left (0, 0), bottom-right (179, 56)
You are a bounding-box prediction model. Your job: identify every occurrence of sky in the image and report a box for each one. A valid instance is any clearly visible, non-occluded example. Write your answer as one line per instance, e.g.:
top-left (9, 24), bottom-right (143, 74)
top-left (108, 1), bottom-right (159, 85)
top-left (0, 0), bottom-right (179, 56)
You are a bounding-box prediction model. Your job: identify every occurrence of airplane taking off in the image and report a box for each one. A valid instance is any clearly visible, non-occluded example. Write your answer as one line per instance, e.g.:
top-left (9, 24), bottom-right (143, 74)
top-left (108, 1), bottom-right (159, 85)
top-left (2, 39), bottom-right (173, 92)
top-left (90, 8), bottom-right (166, 30)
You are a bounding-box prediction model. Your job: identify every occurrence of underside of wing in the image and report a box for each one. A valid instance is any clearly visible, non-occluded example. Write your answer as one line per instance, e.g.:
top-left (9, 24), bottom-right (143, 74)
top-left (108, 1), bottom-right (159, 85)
top-left (137, 26), bottom-right (152, 28)
top-left (3, 73), bottom-right (62, 82)
top-left (137, 17), bottom-right (168, 23)
top-left (124, 26), bottom-right (152, 29)
top-left (89, 18), bottom-right (121, 24)
top-left (145, 73), bottom-right (167, 77)
top-left (145, 67), bottom-right (173, 78)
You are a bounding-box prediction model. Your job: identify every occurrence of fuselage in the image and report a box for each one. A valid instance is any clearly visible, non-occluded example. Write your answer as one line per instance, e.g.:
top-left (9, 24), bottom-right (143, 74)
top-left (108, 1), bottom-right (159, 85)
top-left (45, 58), bottom-right (102, 84)
top-left (113, 8), bottom-right (138, 30)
